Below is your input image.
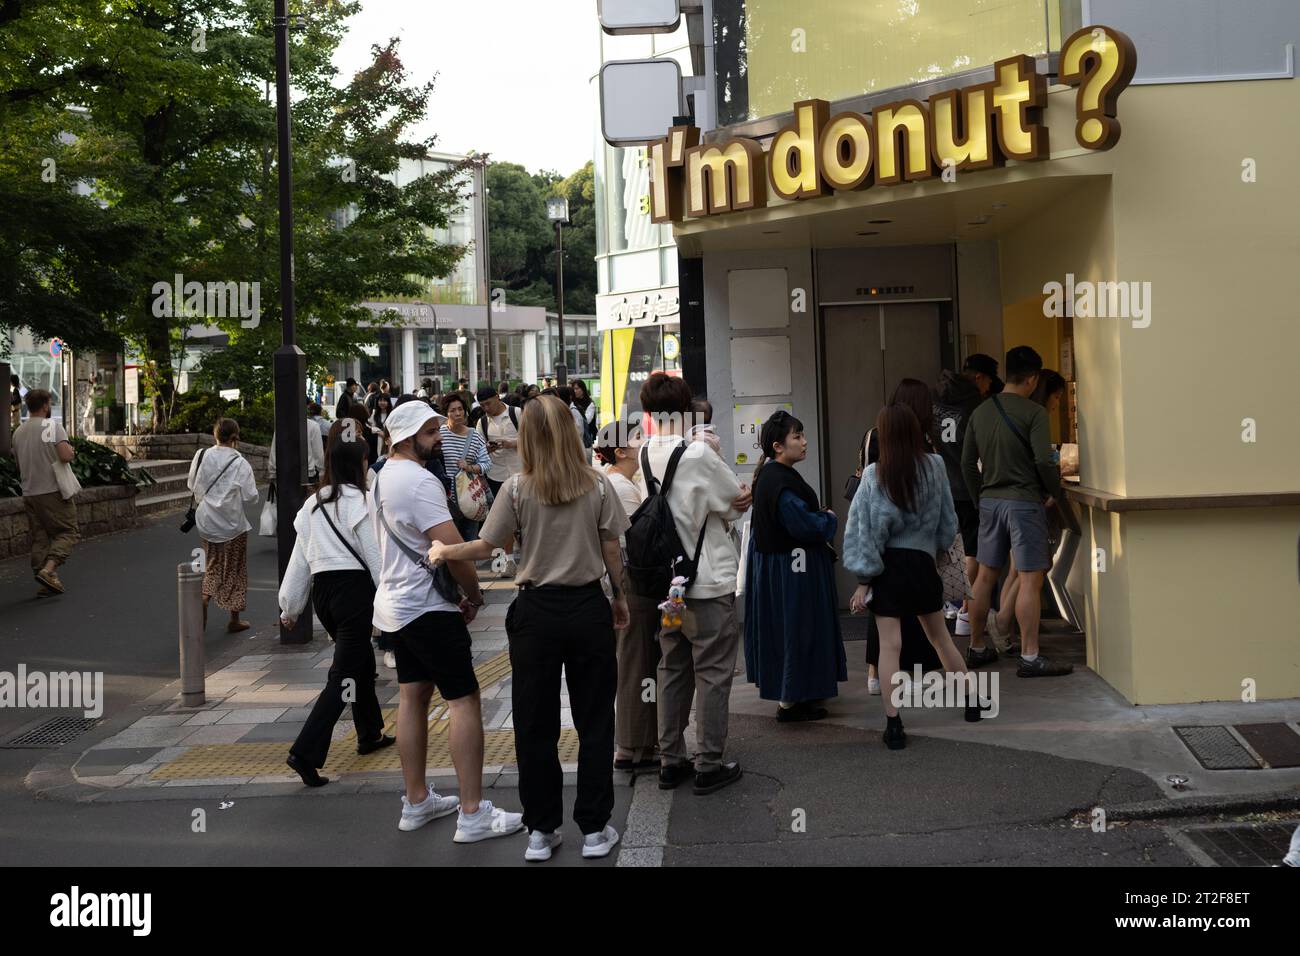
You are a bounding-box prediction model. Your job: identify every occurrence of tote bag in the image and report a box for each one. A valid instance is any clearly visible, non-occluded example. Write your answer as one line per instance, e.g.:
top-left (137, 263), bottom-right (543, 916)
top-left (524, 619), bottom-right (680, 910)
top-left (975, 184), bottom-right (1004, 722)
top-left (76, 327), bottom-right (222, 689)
top-left (454, 470), bottom-right (492, 524)
top-left (51, 460), bottom-right (82, 501)
top-left (258, 484), bottom-right (277, 537)
top-left (937, 532), bottom-right (970, 604)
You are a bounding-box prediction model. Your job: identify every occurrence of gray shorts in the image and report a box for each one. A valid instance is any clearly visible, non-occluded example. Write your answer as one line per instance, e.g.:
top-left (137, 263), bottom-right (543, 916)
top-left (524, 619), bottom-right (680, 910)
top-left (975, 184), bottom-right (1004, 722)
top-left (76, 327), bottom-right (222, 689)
top-left (976, 498), bottom-right (1050, 572)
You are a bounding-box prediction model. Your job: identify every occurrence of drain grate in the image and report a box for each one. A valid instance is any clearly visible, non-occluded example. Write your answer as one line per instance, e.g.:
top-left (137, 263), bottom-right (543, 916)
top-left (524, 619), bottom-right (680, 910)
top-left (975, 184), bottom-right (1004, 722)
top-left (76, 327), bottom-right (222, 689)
top-left (1181, 823), bottom-right (1299, 867)
top-left (1233, 723), bottom-right (1300, 768)
top-left (1173, 725), bottom-right (1262, 770)
top-left (0, 715), bottom-right (100, 749)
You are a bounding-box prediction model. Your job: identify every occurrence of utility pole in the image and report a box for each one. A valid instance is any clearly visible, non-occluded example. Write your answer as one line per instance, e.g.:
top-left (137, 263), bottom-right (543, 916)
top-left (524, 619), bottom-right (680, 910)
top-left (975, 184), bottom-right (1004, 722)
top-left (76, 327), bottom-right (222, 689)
top-left (273, 0), bottom-right (311, 644)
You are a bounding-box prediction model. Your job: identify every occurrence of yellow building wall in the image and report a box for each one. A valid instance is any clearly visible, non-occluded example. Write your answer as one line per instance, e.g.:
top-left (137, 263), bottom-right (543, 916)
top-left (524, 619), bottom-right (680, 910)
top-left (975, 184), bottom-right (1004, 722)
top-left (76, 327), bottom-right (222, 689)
top-left (1124, 508), bottom-right (1300, 703)
top-left (996, 80), bottom-right (1300, 704)
top-left (1001, 294), bottom-right (1062, 441)
top-left (1105, 80), bottom-right (1300, 498)
top-left (998, 177), bottom-right (1124, 495)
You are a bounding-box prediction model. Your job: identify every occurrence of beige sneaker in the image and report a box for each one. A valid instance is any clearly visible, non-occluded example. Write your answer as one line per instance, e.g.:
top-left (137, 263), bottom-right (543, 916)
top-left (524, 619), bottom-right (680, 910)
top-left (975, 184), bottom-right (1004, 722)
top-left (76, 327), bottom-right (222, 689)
top-left (35, 568), bottom-right (65, 594)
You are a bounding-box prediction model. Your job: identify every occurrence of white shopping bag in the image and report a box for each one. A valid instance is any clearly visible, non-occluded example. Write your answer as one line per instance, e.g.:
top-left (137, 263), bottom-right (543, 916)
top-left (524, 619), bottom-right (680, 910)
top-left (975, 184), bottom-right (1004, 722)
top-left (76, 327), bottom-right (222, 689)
top-left (258, 486), bottom-right (277, 537)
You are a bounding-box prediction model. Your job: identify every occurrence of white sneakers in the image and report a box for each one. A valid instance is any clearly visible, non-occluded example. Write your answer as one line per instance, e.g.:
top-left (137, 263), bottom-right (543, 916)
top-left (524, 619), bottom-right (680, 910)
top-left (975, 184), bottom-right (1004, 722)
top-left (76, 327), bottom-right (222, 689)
top-left (453, 800), bottom-right (525, 843)
top-left (383, 650), bottom-right (397, 669)
top-left (525, 826), bottom-right (620, 862)
top-left (986, 610), bottom-right (1011, 653)
top-left (942, 602), bottom-right (960, 620)
top-left (400, 789), bottom-right (526, 845)
top-left (525, 830), bottom-right (563, 862)
top-left (955, 609), bottom-right (972, 636)
top-left (398, 786), bottom-right (460, 831)
top-left (582, 825), bottom-right (620, 859)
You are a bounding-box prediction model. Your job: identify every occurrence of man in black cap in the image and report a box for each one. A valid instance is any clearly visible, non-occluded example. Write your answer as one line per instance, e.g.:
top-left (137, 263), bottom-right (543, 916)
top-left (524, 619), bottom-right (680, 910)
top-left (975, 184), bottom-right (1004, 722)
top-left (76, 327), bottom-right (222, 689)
top-left (962, 353), bottom-right (1003, 398)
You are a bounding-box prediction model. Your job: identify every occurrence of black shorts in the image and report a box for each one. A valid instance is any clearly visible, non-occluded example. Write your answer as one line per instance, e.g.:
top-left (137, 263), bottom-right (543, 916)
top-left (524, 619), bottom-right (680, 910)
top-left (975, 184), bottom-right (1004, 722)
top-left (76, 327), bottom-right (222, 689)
top-left (391, 611), bottom-right (479, 699)
top-left (868, 548), bottom-right (944, 618)
top-left (954, 498), bottom-right (979, 558)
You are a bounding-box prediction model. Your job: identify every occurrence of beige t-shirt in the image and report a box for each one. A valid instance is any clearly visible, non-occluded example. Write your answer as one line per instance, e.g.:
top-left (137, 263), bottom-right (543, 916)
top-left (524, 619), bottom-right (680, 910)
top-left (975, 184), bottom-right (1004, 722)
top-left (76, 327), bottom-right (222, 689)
top-left (12, 418), bottom-right (68, 496)
top-left (480, 471), bottom-right (629, 587)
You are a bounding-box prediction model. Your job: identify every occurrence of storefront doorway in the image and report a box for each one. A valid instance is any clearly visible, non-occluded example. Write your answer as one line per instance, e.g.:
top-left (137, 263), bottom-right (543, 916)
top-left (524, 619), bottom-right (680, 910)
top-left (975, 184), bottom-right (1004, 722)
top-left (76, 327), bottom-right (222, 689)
top-left (824, 302), bottom-right (945, 605)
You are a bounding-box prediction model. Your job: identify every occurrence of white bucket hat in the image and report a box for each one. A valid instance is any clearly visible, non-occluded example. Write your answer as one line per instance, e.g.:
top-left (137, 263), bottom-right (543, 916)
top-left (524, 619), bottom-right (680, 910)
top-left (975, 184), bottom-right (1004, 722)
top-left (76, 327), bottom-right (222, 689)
top-left (384, 400), bottom-right (443, 447)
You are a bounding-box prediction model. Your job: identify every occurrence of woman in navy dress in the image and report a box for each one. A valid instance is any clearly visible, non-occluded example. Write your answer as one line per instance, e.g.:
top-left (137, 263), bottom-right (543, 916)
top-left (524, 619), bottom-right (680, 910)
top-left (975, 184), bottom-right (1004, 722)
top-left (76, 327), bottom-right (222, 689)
top-left (743, 411), bottom-right (847, 721)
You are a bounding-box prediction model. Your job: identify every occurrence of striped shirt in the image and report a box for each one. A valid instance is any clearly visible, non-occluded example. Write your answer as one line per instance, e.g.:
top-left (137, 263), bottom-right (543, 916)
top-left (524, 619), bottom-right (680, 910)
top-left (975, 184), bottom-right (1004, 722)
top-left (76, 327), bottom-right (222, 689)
top-left (440, 425), bottom-right (492, 481)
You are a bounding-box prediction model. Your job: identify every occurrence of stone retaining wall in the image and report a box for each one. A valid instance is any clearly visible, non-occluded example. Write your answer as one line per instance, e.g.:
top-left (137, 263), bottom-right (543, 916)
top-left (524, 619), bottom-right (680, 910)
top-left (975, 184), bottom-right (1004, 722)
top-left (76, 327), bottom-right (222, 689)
top-left (92, 433), bottom-right (271, 478)
top-left (0, 484), bottom-right (138, 561)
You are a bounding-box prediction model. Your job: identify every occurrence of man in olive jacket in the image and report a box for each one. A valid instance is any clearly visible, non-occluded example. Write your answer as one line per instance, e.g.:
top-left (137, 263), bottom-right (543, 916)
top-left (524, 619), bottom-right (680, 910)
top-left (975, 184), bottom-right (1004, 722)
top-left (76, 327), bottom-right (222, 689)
top-left (961, 346), bottom-right (1071, 678)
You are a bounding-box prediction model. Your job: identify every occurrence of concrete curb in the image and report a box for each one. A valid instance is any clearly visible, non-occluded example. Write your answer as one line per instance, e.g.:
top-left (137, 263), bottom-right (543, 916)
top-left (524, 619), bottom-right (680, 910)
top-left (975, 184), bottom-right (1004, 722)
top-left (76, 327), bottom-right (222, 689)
top-left (1101, 787), bottom-right (1300, 822)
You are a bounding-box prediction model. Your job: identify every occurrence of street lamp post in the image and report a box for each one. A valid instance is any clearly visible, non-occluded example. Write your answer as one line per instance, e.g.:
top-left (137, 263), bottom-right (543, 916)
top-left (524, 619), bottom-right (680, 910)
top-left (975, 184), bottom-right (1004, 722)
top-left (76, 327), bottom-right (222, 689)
top-left (273, 0), bottom-right (311, 644)
top-left (546, 196), bottom-right (570, 385)
top-left (472, 155), bottom-right (495, 385)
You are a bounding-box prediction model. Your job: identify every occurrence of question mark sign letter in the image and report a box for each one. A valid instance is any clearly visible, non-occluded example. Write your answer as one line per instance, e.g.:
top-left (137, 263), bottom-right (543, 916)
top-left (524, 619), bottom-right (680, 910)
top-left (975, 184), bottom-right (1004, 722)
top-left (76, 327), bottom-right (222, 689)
top-left (1059, 25), bottom-right (1137, 150)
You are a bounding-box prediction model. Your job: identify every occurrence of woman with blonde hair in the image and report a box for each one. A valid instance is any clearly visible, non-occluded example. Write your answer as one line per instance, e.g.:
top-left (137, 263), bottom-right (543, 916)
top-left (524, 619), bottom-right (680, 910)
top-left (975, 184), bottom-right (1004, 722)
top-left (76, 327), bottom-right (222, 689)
top-left (429, 395), bottom-right (630, 863)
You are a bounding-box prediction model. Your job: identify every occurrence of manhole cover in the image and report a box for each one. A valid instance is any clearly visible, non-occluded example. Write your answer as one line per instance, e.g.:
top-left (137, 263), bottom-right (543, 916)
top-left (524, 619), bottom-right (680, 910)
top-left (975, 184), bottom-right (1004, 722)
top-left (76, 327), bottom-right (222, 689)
top-left (0, 715), bottom-right (100, 749)
top-left (1173, 726), bottom-right (1261, 770)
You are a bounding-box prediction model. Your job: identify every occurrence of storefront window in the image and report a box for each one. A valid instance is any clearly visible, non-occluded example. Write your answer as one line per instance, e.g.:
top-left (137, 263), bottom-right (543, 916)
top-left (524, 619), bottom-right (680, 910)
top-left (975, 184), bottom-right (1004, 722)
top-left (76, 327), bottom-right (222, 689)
top-left (713, 0), bottom-right (1073, 127)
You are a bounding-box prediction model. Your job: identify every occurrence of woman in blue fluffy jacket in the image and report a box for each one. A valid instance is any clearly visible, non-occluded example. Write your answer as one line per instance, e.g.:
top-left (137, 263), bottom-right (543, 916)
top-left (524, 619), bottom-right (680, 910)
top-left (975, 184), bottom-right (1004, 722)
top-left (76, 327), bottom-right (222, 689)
top-left (843, 403), bottom-right (987, 749)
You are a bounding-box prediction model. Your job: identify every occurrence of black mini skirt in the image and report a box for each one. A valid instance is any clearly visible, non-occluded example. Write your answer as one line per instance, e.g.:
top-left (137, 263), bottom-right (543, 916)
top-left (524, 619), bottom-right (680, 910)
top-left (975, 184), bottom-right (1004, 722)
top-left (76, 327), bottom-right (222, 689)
top-left (867, 548), bottom-right (943, 618)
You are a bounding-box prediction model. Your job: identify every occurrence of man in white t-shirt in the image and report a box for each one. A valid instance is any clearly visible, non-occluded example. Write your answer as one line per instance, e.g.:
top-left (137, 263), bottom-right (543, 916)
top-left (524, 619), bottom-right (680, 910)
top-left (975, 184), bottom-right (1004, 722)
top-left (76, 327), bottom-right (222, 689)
top-left (475, 386), bottom-right (521, 498)
top-left (369, 400), bottom-right (524, 843)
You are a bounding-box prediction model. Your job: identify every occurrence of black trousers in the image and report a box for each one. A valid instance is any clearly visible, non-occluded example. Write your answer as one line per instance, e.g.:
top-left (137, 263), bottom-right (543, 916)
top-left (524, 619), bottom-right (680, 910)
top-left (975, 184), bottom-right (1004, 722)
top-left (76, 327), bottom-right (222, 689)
top-left (506, 581), bottom-right (616, 835)
top-left (290, 570), bottom-right (384, 768)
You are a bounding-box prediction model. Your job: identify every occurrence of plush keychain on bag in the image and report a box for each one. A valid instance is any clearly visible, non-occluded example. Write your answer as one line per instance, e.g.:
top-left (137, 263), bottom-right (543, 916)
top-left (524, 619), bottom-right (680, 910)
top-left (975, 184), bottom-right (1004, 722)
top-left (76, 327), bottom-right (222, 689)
top-left (659, 575), bottom-right (688, 630)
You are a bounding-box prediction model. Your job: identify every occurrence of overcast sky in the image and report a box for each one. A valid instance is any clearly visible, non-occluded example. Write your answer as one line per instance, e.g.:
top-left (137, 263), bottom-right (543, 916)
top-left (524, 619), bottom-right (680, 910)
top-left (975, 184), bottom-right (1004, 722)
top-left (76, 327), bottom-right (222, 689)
top-left (333, 1), bottom-right (600, 175)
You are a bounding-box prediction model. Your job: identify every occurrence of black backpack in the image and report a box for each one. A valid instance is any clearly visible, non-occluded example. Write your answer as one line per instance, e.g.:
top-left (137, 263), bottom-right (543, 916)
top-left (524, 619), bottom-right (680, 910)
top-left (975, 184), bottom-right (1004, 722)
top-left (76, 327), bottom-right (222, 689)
top-left (625, 443), bottom-right (708, 597)
top-left (479, 404), bottom-right (519, 440)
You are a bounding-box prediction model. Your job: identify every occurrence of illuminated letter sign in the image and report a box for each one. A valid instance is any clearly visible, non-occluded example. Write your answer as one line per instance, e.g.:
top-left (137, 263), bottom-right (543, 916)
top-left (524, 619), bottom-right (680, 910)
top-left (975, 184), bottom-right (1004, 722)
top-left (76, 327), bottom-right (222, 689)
top-left (648, 26), bottom-right (1134, 223)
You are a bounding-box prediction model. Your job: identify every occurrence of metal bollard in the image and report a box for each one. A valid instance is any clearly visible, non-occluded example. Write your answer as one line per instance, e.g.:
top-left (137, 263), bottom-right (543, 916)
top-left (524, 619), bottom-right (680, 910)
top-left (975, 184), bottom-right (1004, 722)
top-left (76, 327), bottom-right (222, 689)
top-left (177, 563), bottom-right (206, 706)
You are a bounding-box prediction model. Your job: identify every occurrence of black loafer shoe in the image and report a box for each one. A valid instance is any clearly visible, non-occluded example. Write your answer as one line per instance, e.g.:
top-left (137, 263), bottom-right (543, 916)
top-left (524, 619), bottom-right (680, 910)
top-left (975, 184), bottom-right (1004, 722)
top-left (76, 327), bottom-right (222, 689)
top-left (693, 761), bottom-right (742, 795)
top-left (1016, 656), bottom-right (1074, 678)
top-left (357, 733), bottom-right (396, 756)
top-left (658, 762), bottom-right (695, 790)
top-left (286, 753), bottom-right (329, 787)
top-left (883, 717), bottom-right (907, 750)
top-left (776, 701), bottom-right (829, 722)
top-left (964, 701), bottom-right (992, 722)
top-left (965, 645), bottom-right (999, 669)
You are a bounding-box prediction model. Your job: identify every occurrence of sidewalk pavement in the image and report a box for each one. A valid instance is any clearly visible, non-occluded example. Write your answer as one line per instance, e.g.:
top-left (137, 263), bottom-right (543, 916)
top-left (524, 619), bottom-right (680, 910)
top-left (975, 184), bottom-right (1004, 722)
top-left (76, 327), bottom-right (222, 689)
top-left (728, 627), bottom-right (1300, 805)
top-left (24, 583), bottom-right (1299, 866)
top-left (28, 575), bottom-right (568, 803)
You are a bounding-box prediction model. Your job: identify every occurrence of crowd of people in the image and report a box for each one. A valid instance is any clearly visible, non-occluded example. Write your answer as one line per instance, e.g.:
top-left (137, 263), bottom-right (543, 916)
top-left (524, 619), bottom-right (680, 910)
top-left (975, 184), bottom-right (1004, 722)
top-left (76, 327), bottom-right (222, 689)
top-left (148, 347), bottom-right (1074, 860)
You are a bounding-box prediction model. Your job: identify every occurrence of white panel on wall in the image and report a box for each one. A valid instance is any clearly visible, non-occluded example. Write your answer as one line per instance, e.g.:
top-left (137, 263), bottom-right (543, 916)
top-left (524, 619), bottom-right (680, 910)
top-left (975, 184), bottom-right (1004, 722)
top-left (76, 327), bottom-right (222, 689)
top-left (611, 248), bottom-right (664, 292)
top-left (731, 336), bottom-right (791, 397)
top-left (728, 268), bottom-right (789, 329)
top-left (1088, 0), bottom-right (1299, 82)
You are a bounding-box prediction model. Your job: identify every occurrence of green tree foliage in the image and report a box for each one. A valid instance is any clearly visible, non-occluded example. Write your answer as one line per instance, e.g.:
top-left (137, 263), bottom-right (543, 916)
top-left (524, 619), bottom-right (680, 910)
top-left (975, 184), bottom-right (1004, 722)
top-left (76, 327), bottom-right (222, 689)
top-left (0, 0), bottom-right (470, 417)
top-left (485, 159), bottom-right (596, 317)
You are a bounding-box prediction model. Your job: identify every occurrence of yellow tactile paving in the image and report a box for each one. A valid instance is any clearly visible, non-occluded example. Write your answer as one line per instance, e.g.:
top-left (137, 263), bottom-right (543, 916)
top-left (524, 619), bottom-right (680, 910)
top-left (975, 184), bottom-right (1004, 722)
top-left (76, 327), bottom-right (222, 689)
top-left (149, 651), bottom-right (545, 781)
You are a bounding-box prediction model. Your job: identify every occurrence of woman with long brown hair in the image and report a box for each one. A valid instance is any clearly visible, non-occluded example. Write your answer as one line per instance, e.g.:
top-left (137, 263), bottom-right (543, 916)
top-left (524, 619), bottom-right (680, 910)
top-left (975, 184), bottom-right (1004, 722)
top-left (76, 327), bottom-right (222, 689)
top-left (279, 423), bottom-right (390, 786)
top-left (843, 404), bottom-right (986, 749)
top-left (428, 395), bottom-right (630, 863)
top-left (855, 379), bottom-right (944, 692)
